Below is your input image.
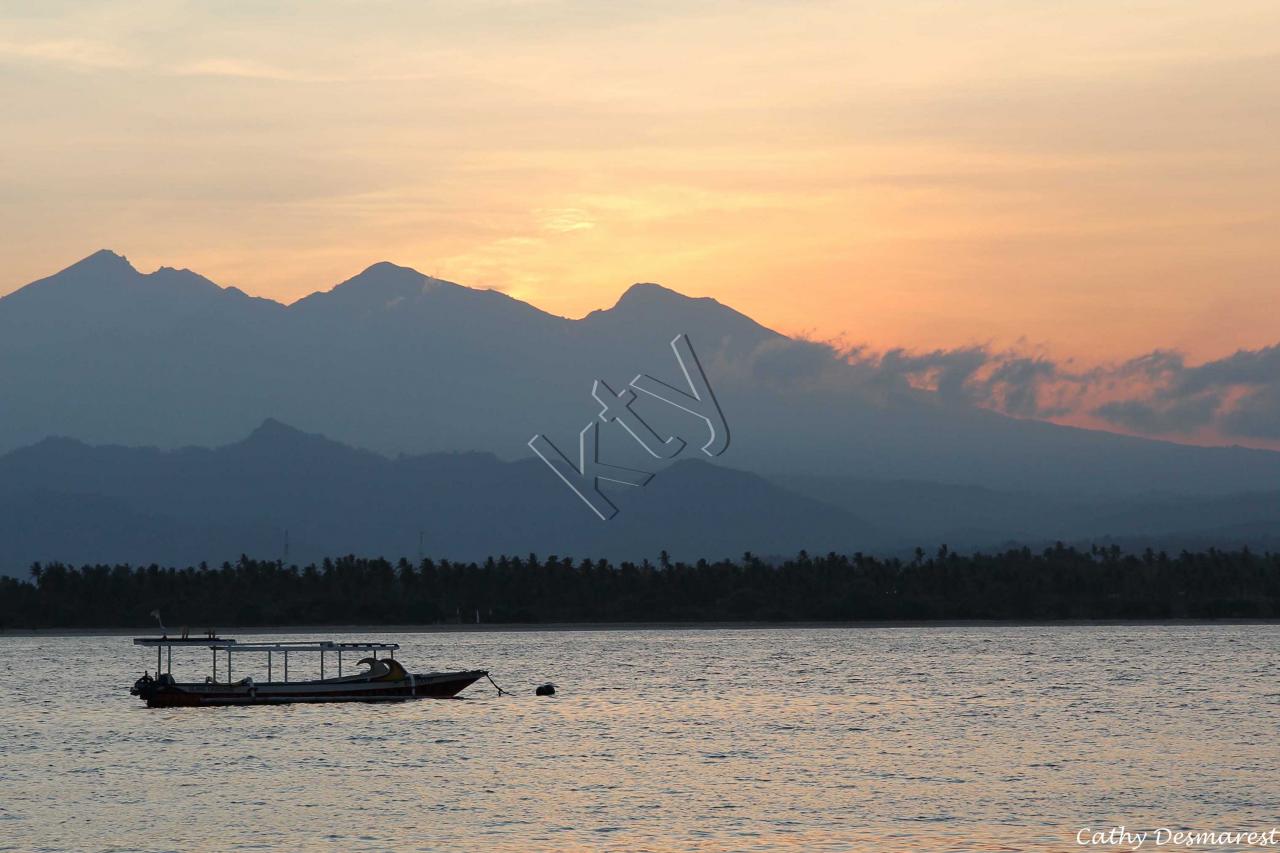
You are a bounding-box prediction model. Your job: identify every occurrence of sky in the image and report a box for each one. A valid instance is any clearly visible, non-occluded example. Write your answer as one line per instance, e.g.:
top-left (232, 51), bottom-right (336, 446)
top-left (1, 0), bottom-right (1277, 371)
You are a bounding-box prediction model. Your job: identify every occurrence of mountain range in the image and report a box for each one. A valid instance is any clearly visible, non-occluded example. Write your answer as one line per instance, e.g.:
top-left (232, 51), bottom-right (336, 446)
top-left (0, 419), bottom-right (875, 573)
top-left (1, 249), bottom-right (1279, 574)
top-left (1, 419), bottom-right (1280, 578)
top-left (4, 251), bottom-right (1280, 496)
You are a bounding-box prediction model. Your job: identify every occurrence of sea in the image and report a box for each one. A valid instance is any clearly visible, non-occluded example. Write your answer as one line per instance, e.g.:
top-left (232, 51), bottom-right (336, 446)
top-left (2, 625), bottom-right (1278, 852)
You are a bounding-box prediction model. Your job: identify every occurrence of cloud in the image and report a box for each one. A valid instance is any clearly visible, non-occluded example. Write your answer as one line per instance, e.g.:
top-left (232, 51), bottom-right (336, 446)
top-left (834, 344), bottom-right (1078, 419)
top-left (1166, 345), bottom-right (1280, 396)
top-left (1092, 396), bottom-right (1221, 435)
top-left (752, 335), bottom-right (1280, 447)
top-left (1221, 386), bottom-right (1280, 439)
top-left (1060, 344), bottom-right (1280, 441)
top-left (174, 58), bottom-right (334, 83)
top-left (0, 38), bottom-right (138, 70)
top-left (746, 337), bottom-right (845, 388)
top-left (539, 208), bottom-right (596, 233)
top-left (984, 356), bottom-right (1065, 418)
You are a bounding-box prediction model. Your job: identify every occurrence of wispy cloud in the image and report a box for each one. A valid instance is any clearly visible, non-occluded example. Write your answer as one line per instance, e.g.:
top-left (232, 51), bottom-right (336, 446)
top-left (1088, 345), bottom-right (1280, 441)
top-left (0, 37), bottom-right (138, 70)
top-left (744, 335), bottom-right (1280, 448)
top-left (174, 58), bottom-right (335, 83)
top-left (539, 208), bottom-right (596, 233)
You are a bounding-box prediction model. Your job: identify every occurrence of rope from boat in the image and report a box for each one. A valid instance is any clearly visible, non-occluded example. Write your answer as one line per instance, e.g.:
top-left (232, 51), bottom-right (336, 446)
top-left (486, 673), bottom-right (511, 697)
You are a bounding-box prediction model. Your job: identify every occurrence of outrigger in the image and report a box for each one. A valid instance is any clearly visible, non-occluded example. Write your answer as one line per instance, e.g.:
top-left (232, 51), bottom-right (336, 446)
top-left (130, 635), bottom-right (488, 707)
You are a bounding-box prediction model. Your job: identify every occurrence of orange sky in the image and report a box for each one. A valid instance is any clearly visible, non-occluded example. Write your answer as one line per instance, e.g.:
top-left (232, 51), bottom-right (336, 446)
top-left (1, 1), bottom-right (1277, 366)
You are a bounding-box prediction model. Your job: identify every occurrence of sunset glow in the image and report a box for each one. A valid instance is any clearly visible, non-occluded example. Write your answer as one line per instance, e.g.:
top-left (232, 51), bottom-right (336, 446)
top-left (6, 7), bottom-right (1280, 848)
top-left (2, 1), bottom-right (1277, 364)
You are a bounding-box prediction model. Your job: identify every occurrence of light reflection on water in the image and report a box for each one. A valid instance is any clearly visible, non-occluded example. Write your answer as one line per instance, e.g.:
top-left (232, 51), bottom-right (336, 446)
top-left (2, 626), bottom-right (1278, 852)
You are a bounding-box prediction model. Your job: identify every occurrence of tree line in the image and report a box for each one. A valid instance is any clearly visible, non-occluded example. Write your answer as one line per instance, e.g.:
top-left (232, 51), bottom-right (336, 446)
top-left (3, 544), bottom-right (1280, 629)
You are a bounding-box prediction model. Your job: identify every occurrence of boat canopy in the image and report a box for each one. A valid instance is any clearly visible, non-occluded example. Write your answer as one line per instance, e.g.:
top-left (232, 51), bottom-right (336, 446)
top-left (133, 638), bottom-right (399, 653)
top-left (134, 636), bottom-right (400, 682)
top-left (133, 636), bottom-right (235, 648)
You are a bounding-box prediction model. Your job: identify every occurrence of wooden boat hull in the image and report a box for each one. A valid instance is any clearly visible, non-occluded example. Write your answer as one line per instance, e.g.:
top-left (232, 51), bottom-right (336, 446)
top-left (136, 670), bottom-right (488, 707)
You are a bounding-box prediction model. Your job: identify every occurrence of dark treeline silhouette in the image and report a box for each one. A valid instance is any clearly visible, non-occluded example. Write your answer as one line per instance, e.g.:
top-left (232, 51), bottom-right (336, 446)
top-left (4, 544), bottom-right (1280, 629)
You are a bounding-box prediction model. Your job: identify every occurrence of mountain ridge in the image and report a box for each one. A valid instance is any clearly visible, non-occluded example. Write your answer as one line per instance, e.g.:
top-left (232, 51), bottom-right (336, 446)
top-left (2, 251), bottom-right (778, 334)
top-left (3, 250), bottom-right (1280, 498)
top-left (0, 419), bottom-right (879, 575)
top-left (4, 420), bottom-right (1280, 578)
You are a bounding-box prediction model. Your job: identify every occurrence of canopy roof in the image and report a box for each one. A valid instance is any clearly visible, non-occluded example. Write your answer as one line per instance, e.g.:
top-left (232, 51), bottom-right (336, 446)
top-left (133, 637), bottom-right (399, 653)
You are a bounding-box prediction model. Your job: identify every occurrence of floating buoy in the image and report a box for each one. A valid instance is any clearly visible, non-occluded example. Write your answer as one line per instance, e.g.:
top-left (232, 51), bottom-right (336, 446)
top-left (535, 682), bottom-right (556, 696)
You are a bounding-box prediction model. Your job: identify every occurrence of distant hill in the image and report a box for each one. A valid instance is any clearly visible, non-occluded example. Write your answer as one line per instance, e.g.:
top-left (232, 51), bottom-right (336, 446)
top-left (776, 474), bottom-right (1280, 554)
top-left (0, 421), bottom-right (879, 577)
top-left (4, 250), bottom-right (1280, 497)
top-left (3, 420), bottom-right (1279, 578)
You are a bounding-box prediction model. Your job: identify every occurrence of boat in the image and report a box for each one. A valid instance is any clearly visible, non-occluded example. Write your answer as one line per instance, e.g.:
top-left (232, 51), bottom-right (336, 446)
top-left (130, 635), bottom-right (488, 707)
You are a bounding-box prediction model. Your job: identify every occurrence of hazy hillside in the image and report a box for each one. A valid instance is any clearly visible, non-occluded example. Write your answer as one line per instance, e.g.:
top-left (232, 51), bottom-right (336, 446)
top-left (3, 418), bottom-right (1279, 579)
top-left (777, 474), bottom-right (1280, 554)
top-left (5, 251), bottom-right (1280, 496)
top-left (0, 420), bottom-right (878, 577)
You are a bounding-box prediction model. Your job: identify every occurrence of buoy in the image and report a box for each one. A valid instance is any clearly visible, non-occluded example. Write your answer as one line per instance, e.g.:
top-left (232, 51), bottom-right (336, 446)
top-left (535, 682), bottom-right (556, 696)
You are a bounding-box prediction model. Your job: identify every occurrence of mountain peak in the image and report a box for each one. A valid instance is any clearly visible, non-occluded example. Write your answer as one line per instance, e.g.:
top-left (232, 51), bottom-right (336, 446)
top-left (362, 260), bottom-right (410, 274)
top-left (227, 419), bottom-right (388, 469)
top-left (76, 248), bottom-right (135, 271)
top-left (238, 417), bottom-right (367, 453)
top-left (0, 250), bottom-right (141, 309)
top-left (614, 282), bottom-right (699, 308)
top-left (343, 261), bottom-right (444, 297)
top-left (290, 261), bottom-right (458, 315)
top-left (580, 281), bottom-right (778, 356)
top-left (55, 249), bottom-right (138, 281)
top-left (247, 417), bottom-right (304, 441)
top-left (0, 249), bottom-right (265, 339)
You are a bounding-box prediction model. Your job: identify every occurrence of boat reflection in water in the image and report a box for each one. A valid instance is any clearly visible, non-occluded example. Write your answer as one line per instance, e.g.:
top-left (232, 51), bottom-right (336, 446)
top-left (130, 636), bottom-right (488, 707)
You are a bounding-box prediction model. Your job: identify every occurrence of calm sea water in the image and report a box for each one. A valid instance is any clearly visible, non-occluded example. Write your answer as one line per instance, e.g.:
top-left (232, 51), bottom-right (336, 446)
top-left (2, 626), bottom-right (1279, 852)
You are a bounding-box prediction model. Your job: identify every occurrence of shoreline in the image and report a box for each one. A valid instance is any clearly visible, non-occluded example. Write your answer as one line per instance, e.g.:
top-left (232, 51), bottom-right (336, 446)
top-left (4, 618), bottom-right (1280, 637)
